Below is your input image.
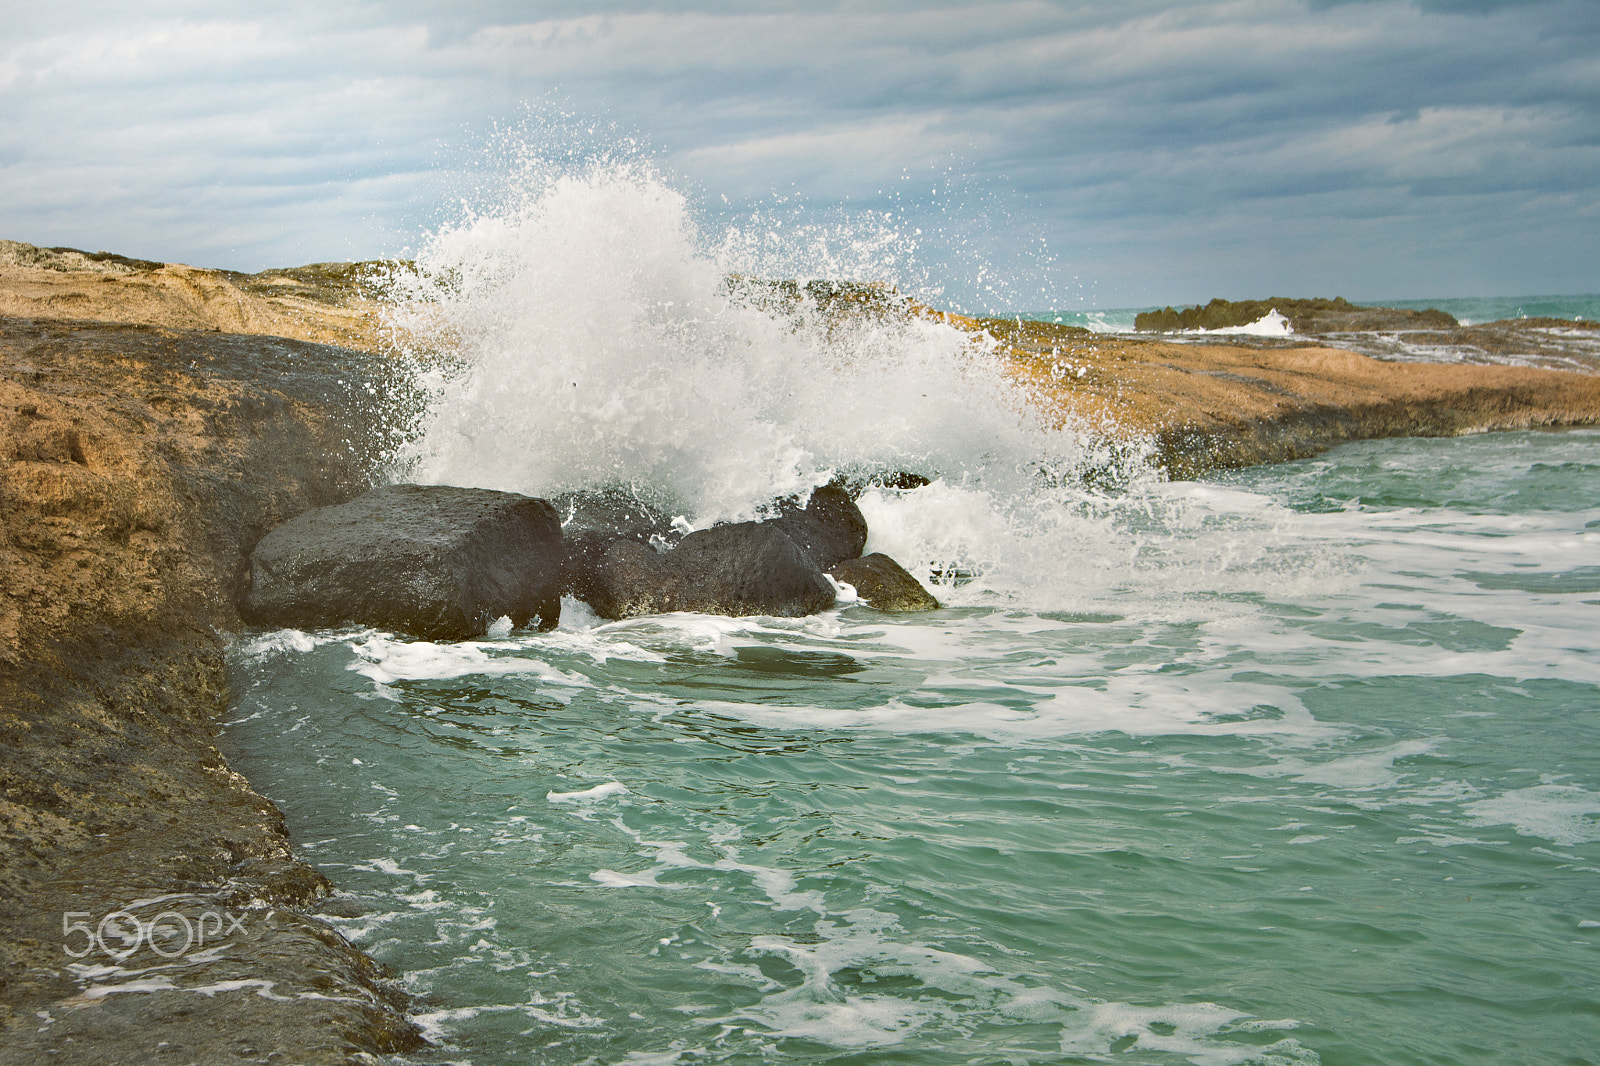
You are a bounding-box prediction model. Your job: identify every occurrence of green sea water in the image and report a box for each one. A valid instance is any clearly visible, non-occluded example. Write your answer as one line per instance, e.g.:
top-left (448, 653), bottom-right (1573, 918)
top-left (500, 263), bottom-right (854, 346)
top-left (221, 429), bottom-right (1600, 1066)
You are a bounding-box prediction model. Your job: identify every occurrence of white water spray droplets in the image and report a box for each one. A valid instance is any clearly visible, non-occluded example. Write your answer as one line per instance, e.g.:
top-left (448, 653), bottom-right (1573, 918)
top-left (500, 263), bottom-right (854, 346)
top-left (379, 156), bottom-right (1080, 527)
top-left (374, 146), bottom-right (1339, 612)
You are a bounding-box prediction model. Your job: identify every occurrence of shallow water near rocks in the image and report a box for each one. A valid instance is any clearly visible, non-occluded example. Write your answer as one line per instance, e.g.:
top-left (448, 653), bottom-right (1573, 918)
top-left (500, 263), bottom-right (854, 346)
top-left (223, 428), bottom-right (1600, 1066)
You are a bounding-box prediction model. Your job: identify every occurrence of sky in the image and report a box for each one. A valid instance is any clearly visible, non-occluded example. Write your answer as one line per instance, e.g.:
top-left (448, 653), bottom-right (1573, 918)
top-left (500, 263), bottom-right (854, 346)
top-left (1, 0), bottom-right (1596, 311)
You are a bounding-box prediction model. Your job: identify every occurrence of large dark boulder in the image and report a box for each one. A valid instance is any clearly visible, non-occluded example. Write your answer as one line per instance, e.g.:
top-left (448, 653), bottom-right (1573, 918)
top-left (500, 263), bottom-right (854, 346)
top-left (830, 553), bottom-right (940, 612)
top-left (241, 483), bottom-right (562, 639)
top-left (587, 521), bottom-right (837, 619)
top-left (766, 482), bottom-right (868, 569)
top-left (552, 488), bottom-right (677, 606)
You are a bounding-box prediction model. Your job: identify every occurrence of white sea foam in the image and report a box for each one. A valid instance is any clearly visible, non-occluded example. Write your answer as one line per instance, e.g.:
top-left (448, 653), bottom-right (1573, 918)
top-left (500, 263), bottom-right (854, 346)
top-left (1463, 784), bottom-right (1600, 845)
top-left (1057, 1001), bottom-right (1313, 1064)
top-left (343, 632), bottom-right (592, 688)
top-left (1185, 308), bottom-right (1295, 337)
top-left (716, 910), bottom-right (1311, 1060)
top-left (237, 627), bottom-right (342, 659)
top-left (547, 781), bottom-right (630, 803)
top-left (369, 147), bottom-right (1316, 614)
top-left (382, 155), bottom-right (1086, 528)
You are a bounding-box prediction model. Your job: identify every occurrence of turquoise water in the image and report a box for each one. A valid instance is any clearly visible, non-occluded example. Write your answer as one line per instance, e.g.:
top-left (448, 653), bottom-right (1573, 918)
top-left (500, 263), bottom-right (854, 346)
top-left (1378, 295), bottom-right (1600, 327)
top-left (223, 429), bottom-right (1600, 1066)
top-left (1018, 294), bottom-right (1600, 333)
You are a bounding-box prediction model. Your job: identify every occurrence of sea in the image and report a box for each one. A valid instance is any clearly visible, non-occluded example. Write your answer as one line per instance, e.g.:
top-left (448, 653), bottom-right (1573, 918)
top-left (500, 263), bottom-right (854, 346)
top-left (217, 158), bottom-right (1599, 1065)
top-left (1027, 296), bottom-right (1600, 336)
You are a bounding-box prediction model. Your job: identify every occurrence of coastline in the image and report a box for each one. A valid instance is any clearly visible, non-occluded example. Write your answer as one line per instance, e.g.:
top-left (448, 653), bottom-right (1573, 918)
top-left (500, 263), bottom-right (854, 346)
top-left (0, 311), bottom-right (421, 1059)
top-left (981, 317), bottom-right (1600, 477)
top-left (3, 247), bottom-right (1599, 1061)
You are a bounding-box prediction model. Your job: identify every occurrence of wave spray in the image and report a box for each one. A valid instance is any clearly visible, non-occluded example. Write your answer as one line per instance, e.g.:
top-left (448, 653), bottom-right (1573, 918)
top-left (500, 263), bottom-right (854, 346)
top-left (379, 143), bottom-right (1320, 612)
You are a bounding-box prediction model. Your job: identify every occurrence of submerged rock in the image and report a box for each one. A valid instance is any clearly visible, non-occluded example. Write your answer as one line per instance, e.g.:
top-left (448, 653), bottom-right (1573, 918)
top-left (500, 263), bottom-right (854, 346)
top-left (242, 483), bottom-right (562, 639)
top-left (831, 553), bottom-right (941, 612)
top-left (589, 521), bottom-right (837, 619)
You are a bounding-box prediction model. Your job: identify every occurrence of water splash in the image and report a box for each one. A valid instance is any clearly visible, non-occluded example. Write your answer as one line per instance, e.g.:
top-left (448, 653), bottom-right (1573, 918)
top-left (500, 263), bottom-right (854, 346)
top-left (375, 140), bottom-right (1339, 610)
top-left (379, 147), bottom-right (1099, 518)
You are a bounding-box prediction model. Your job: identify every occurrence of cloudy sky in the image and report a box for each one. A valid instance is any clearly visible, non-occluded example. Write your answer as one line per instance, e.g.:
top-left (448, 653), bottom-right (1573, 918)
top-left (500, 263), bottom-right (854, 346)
top-left (2, 0), bottom-right (1595, 310)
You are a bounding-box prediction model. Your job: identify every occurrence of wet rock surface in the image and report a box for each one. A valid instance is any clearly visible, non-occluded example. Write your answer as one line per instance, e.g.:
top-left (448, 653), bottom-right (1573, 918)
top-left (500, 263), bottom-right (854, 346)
top-left (553, 488), bottom-right (678, 610)
top-left (243, 483), bottom-right (563, 638)
top-left (555, 484), bottom-right (864, 620)
top-left (1310, 316), bottom-right (1600, 373)
top-left (588, 521), bottom-right (838, 619)
top-left (0, 318), bottom-right (422, 1061)
top-left (831, 553), bottom-right (941, 612)
top-left (766, 482), bottom-right (869, 570)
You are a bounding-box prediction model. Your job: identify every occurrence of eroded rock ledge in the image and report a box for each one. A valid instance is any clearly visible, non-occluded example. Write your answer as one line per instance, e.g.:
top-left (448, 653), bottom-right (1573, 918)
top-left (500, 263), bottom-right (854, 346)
top-left (979, 317), bottom-right (1600, 478)
top-left (0, 319), bottom-right (421, 1062)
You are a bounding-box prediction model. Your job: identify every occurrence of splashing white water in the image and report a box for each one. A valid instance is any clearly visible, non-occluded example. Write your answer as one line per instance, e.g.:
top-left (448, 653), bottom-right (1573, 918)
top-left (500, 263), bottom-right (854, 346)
top-left (376, 148), bottom-right (1343, 610)
top-left (380, 155), bottom-right (1102, 520)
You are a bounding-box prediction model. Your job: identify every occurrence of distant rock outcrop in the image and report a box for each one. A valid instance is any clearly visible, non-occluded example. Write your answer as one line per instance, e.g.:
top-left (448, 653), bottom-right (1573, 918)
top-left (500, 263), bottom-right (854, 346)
top-left (242, 484), bottom-right (563, 638)
top-left (1135, 297), bottom-right (1459, 334)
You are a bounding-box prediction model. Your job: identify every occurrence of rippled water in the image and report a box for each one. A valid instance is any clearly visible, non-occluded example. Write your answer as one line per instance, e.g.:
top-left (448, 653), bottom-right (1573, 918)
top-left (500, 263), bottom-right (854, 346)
top-left (223, 428), bottom-right (1600, 1066)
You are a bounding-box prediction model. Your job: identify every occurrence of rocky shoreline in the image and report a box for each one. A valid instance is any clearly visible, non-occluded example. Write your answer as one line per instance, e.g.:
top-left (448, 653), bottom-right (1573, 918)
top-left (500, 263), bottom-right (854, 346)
top-left (0, 318), bottom-right (423, 1061)
top-left (3, 243), bottom-right (1599, 1061)
top-left (976, 315), bottom-right (1600, 478)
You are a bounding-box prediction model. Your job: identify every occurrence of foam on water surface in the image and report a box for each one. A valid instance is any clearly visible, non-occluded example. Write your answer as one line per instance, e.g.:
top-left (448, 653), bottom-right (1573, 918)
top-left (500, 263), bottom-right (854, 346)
top-left (225, 429), bottom-right (1599, 1060)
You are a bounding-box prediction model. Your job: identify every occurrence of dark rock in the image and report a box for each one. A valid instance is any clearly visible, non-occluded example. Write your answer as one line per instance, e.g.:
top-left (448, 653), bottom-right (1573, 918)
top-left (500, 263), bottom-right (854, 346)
top-left (827, 469), bottom-right (935, 498)
top-left (865, 470), bottom-right (933, 492)
top-left (1135, 297), bottom-right (1460, 334)
top-left (830, 553), bottom-right (940, 612)
top-left (767, 482), bottom-right (868, 569)
top-left (241, 483), bottom-right (562, 639)
top-left (588, 521), bottom-right (837, 619)
top-left (586, 539), bottom-right (678, 619)
top-left (552, 488), bottom-right (677, 605)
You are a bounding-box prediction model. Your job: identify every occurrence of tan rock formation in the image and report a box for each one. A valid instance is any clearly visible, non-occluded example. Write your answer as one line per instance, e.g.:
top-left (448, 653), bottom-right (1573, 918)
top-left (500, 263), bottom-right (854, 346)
top-left (0, 240), bottom-right (385, 353)
top-left (965, 315), bottom-right (1600, 477)
top-left (0, 316), bottom-right (419, 1062)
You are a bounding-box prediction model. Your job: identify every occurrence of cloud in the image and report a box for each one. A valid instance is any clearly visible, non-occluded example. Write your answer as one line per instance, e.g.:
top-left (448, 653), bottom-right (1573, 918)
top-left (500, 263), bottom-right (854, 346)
top-left (0, 0), bottom-right (1595, 306)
